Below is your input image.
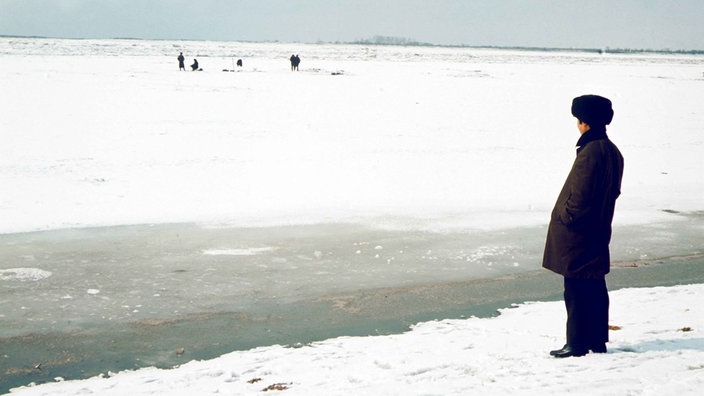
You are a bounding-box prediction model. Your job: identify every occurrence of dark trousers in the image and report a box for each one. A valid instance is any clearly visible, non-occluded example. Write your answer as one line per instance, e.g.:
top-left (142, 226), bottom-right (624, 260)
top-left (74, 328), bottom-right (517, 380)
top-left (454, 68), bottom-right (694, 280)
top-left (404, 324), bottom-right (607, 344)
top-left (564, 277), bottom-right (609, 348)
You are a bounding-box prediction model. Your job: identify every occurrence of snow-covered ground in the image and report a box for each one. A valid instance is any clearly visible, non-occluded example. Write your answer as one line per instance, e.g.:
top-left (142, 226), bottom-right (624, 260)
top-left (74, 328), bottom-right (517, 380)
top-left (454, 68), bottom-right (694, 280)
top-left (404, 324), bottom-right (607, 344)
top-left (9, 283), bottom-right (704, 395)
top-left (1, 38), bottom-right (703, 233)
top-left (1, 38), bottom-right (703, 394)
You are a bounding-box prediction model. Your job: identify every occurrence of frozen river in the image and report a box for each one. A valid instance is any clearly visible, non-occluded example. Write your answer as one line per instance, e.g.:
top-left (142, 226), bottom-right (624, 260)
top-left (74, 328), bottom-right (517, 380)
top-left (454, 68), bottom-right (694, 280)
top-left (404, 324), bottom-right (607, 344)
top-left (2, 214), bottom-right (703, 338)
top-left (2, 217), bottom-right (703, 391)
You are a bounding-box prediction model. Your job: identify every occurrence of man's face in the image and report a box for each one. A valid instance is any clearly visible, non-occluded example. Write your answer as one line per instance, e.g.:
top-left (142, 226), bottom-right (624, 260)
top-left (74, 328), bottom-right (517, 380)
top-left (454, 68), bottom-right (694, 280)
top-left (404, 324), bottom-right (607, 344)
top-left (577, 119), bottom-right (590, 135)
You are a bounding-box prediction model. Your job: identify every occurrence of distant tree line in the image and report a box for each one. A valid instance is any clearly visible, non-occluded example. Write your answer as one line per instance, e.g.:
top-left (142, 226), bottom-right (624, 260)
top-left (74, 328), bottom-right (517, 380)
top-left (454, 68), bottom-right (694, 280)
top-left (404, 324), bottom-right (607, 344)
top-left (600, 47), bottom-right (704, 55)
top-left (349, 35), bottom-right (433, 47)
top-left (468, 45), bottom-right (704, 56)
top-left (335, 35), bottom-right (704, 55)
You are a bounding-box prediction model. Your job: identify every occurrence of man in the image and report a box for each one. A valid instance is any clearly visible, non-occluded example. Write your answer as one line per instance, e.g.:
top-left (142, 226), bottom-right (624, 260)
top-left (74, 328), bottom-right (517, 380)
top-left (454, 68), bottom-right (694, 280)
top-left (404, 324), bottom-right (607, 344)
top-left (178, 52), bottom-right (185, 71)
top-left (543, 95), bottom-right (624, 358)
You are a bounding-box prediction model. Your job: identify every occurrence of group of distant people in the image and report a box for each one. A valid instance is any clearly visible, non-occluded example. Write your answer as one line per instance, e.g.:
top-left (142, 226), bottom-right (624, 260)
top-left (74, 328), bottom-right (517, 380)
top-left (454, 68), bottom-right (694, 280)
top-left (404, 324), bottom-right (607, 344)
top-left (177, 52), bottom-right (200, 71)
top-left (177, 52), bottom-right (301, 72)
top-left (290, 54), bottom-right (301, 71)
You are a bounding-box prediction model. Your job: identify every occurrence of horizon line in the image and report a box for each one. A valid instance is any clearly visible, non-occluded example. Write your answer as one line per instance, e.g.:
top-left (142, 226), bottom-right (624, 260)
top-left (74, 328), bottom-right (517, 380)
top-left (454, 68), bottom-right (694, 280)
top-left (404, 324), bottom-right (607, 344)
top-left (1, 34), bottom-right (703, 55)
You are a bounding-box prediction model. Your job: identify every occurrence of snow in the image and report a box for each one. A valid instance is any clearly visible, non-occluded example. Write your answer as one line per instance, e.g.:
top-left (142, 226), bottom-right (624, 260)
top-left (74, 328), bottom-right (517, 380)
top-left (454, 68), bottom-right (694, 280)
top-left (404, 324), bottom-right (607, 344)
top-left (202, 247), bottom-right (278, 256)
top-left (1, 39), bottom-right (703, 234)
top-left (9, 283), bottom-right (704, 395)
top-left (1, 38), bottom-right (703, 394)
top-left (0, 268), bottom-right (52, 282)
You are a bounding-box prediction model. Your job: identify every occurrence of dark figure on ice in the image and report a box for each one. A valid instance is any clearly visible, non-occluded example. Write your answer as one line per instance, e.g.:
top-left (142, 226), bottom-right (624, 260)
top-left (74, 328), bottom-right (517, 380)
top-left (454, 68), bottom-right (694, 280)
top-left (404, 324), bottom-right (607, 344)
top-left (290, 54), bottom-right (300, 71)
top-left (543, 95), bottom-right (624, 358)
top-left (191, 59), bottom-right (199, 71)
top-left (237, 59), bottom-right (243, 67)
top-left (178, 52), bottom-right (185, 71)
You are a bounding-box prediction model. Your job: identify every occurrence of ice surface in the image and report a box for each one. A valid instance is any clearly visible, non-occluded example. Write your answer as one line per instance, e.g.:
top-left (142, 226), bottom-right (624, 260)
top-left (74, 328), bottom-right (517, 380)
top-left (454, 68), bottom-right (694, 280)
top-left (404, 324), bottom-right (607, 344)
top-left (0, 223), bottom-right (543, 338)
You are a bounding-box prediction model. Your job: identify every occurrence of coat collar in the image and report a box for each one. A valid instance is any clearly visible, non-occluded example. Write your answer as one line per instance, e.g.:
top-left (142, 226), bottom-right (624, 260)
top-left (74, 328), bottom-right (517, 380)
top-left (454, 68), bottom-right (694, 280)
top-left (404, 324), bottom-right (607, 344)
top-left (576, 127), bottom-right (608, 152)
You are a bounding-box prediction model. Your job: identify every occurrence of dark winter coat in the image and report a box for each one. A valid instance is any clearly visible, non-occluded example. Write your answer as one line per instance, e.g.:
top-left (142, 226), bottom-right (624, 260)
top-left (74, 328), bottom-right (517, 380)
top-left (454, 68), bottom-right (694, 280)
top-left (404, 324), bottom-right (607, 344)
top-left (542, 128), bottom-right (624, 279)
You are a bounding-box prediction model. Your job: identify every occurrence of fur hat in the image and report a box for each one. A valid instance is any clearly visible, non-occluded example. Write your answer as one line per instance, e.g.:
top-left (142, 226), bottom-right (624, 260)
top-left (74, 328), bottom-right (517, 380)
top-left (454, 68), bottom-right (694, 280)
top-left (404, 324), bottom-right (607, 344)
top-left (571, 95), bottom-right (614, 126)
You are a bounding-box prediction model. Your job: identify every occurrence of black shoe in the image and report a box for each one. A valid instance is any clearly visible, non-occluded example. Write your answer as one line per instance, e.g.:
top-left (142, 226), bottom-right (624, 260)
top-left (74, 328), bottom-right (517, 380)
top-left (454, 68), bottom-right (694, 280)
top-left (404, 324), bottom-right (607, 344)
top-left (549, 344), bottom-right (571, 356)
top-left (590, 343), bottom-right (607, 353)
top-left (549, 345), bottom-right (587, 358)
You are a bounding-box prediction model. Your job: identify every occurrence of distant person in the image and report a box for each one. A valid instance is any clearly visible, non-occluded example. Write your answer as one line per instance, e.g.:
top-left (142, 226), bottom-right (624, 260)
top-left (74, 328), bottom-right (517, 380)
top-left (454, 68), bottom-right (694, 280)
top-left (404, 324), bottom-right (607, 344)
top-left (178, 52), bottom-right (185, 71)
top-left (237, 59), bottom-right (243, 67)
top-left (543, 95), bottom-right (624, 358)
top-left (191, 59), bottom-right (199, 71)
top-left (290, 54), bottom-right (296, 71)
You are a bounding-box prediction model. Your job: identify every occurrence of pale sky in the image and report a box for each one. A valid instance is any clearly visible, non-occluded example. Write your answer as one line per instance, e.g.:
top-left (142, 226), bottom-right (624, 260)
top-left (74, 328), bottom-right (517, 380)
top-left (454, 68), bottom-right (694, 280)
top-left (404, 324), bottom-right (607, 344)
top-left (1, 0), bottom-right (703, 50)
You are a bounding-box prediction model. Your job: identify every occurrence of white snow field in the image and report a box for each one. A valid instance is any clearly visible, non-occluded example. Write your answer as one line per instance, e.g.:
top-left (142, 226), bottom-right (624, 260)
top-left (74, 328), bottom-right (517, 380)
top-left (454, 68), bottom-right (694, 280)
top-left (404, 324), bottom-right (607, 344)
top-left (1, 38), bottom-right (702, 233)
